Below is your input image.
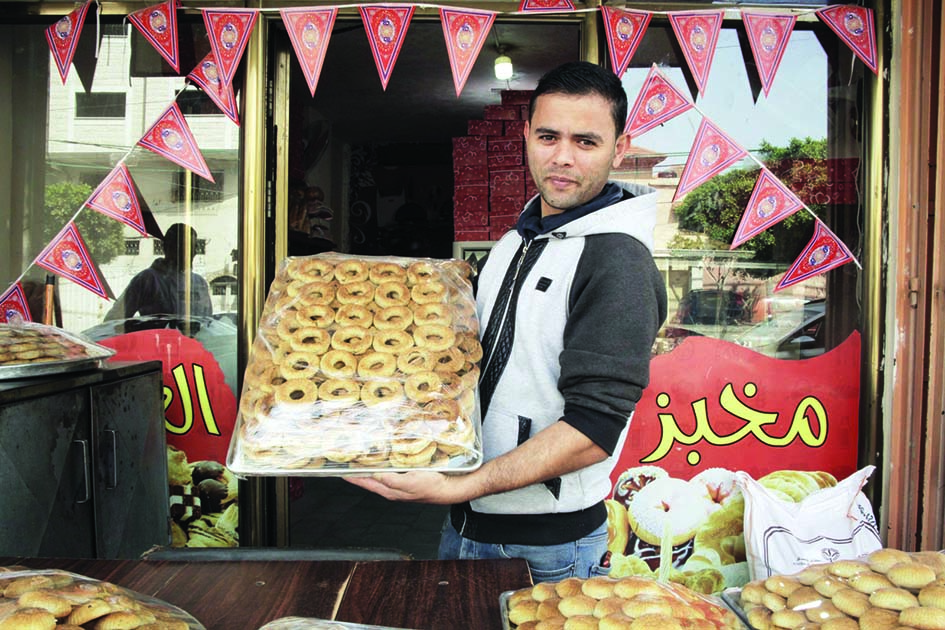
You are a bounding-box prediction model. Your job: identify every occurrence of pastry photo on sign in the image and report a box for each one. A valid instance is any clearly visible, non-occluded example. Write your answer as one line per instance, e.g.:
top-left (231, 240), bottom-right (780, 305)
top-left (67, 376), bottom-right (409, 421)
top-left (603, 465), bottom-right (839, 594)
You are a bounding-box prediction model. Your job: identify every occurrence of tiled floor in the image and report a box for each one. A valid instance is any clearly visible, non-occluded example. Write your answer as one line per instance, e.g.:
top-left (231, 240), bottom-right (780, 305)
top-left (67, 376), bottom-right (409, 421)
top-left (288, 477), bottom-right (449, 560)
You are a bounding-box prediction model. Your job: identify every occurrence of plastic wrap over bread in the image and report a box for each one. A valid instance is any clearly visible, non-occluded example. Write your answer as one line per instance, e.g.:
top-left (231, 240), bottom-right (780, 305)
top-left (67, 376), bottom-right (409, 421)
top-left (258, 617), bottom-right (409, 630)
top-left (0, 566), bottom-right (204, 629)
top-left (731, 547), bottom-right (945, 630)
top-left (502, 574), bottom-right (745, 629)
top-left (227, 253), bottom-right (483, 475)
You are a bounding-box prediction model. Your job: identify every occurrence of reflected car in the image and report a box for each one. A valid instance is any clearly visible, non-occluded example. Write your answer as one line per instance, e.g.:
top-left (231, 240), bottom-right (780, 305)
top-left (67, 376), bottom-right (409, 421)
top-left (733, 299), bottom-right (826, 359)
top-left (673, 289), bottom-right (749, 326)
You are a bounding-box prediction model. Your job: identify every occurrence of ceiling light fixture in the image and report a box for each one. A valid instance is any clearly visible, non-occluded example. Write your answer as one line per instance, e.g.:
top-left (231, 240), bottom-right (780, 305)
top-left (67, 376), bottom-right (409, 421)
top-left (494, 52), bottom-right (513, 81)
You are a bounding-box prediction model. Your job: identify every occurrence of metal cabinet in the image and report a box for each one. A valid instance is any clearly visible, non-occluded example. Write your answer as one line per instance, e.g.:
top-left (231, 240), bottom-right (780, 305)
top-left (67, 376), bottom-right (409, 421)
top-left (0, 361), bottom-right (169, 559)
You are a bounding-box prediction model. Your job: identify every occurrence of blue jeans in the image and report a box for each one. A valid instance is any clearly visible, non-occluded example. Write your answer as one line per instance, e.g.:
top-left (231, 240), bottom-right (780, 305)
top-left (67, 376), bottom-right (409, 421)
top-left (437, 516), bottom-right (610, 583)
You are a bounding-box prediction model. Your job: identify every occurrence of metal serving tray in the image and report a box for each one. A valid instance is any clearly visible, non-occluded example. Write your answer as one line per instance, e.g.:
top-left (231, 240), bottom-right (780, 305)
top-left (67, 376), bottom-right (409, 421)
top-left (0, 324), bottom-right (115, 380)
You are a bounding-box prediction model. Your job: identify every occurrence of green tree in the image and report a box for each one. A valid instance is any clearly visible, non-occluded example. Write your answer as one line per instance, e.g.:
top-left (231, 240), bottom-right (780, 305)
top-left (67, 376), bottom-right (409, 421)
top-left (673, 137), bottom-right (829, 266)
top-left (43, 181), bottom-right (125, 266)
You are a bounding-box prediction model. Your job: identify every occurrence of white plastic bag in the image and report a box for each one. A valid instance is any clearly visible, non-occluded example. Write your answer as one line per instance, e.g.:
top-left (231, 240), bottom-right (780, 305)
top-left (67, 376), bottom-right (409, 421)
top-left (736, 466), bottom-right (882, 580)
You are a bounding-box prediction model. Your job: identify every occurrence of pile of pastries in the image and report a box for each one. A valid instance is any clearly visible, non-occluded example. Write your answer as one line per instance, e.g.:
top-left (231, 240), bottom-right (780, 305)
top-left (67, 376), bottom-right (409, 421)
top-left (228, 253), bottom-right (483, 474)
top-left (739, 547), bottom-right (945, 629)
top-left (505, 575), bottom-right (743, 629)
top-left (0, 567), bottom-right (199, 629)
top-left (0, 323), bottom-right (109, 367)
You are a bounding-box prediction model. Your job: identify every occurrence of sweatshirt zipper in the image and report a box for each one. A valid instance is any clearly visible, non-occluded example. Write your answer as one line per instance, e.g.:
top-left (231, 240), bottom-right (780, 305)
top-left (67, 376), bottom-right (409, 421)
top-left (480, 238), bottom-right (531, 381)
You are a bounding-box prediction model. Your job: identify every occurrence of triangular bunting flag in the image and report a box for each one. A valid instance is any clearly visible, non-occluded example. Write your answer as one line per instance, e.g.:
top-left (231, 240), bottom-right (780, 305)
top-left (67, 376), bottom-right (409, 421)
top-left (128, 0), bottom-right (180, 74)
top-left (281, 8), bottom-right (339, 98)
top-left (668, 10), bottom-right (724, 95)
top-left (34, 222), bottom-right (112, 300)
top-left (84, 163), bottom-right (149, 237)
top-left (601, 7), bottom-right (651, 78)
top-left (359, 5), bottom-right (415, 91)
top-left (674, 118), bottom-right (748, 201)
top-left (776, 220), bottom-right (855, 291)
top-left (741, 11), bottom-right (797, 98)
top-left (517, 0), bottom-right (576, 12)
top-left (730, 168), bottom-right (805, 248)
top-left (202, 9), bottom-right (259, 87)
top-left (45, 1), bottom-right (92, 84)
top-left (137, 103), bottom-right (215, 182)
top-left (816, 5), bottom-right (878, 75)
top-left (624, 64), bottom-right (694, 138)
top-left (440, 8), bottom-right (497, 97)
top-left (0, 283), bottom-right (32, 324)
top-left (187, 51), bottom-right (240, 125)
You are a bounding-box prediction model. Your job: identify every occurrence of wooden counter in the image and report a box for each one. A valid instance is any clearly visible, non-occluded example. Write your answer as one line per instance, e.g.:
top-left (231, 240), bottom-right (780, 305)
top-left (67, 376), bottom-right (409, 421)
top-left (0, 555), bottom-right (532, 629)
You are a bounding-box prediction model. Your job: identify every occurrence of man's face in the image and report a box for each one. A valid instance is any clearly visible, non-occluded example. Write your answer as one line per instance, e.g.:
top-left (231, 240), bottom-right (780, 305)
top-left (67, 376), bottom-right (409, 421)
top-left (525, 92), bottom-right (630, 217)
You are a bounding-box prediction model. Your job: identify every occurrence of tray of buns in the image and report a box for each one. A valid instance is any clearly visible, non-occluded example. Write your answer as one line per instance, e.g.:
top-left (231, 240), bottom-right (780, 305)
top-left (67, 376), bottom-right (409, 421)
top-left (258, 617), bottom-right (411, 629)
top-left (0, 566), bottom-right (204, 628)
top-left (500, 575), bottom-right (746, 629)
top-left (227, 253), bottom-right (483, 476)
top-left (730, 547), bottom-right (945, 629)
top-left (0, 322), bottom-right (116, 379)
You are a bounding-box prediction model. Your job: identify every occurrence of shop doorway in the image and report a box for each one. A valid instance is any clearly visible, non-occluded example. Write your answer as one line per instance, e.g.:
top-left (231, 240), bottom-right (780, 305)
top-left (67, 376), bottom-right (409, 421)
top-left (270, 16), bottom-right (581, 556)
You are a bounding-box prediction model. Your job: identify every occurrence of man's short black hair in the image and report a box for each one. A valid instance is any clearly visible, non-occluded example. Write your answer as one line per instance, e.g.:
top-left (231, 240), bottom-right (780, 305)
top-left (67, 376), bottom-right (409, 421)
top-left (528, 61), bottom-right (628, 137)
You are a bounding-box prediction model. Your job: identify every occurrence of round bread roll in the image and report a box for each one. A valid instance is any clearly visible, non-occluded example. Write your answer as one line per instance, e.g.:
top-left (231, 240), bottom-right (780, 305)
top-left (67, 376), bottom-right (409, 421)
top-left (832, 587), bottom-right (871, 617)
top-left (593, 596), bottom-right (626, 619)
top-left (613, 578), bottom-right (664, 599)
top-left (582, 576), bottom-right (617, 599)
top-left (740, 581), bottom-right (768, 605)
top-left (870, 549), bottom-right (916, 574)
top-left (814, 575), bottom-right (847, 598)
top-left (820, 618), bottom-right (860, 630)
top-left (509, 598), bottom-right (541, 626)
top-left (913, 552), bottom-right (945, 574)
top-left (797, 564), bottom-right (830, 586)
top-left (787, 585), bottom-right (823, 610)
top-left (509, 588), bottom-right (535, 609)
top-left (766, 575), bottom-right (804, 597)
top-left (514, 622), bottom-right (541, 630)
top-left (805, 601), bottom-right (847, 622)
top-left (871, 587), bottom-right (921, 611)
top-left (562, 614), bottom-right (598, 630)
top-left (889, 562), bottom-right (938, 590)
top-left (554, 577), bottom-right (585, 599)
top-left (598, 612), bottom-right (635, 630)
top-left (858, 606), bottom-right (902, 630)
top-left (746, 605), bottom-right (774, 630)
top-left (899, 606), bottom-right (945, 630)
top-left (0, 607), bottom-right (59, 630)
top-left (533, 581), bottom-right (560, 602)
top-left (770, 607), bottom-right (808, 628)
top-left (851, 571), bottom-right (896, 594)
top-left (535, 619), bottom-right (567, 630)
top-left (558, 594), bottom-right (598, 618)
top-left (828, 559), bottom-right (873, 578)
top-left (762, 590), bottom-right (787, 611)
top-left (919, 584), bottom-right (945, 609)
top-left (17, 590), bottom-right (73, 617)
top-left (537, 598), bottom-right (565, 621)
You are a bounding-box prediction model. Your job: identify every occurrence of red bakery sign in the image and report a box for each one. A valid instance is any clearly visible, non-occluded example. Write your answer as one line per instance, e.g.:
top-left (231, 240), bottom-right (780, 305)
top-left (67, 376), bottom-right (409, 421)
top-left (612, 331), bottom-right (861, 485)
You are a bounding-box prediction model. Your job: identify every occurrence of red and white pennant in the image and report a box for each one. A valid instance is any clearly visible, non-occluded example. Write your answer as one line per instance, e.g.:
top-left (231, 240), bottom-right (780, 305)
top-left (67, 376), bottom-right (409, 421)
top-left (84, 163), bottom-right (149, 237)
top-left (281, 8), bottom-right (338, 98)
top-left (187, 51), bottom-right (240, 125)
top-left (601, 8), bottom-right (651, 79)
top-left (440, 8), bottom-right (497, 97)
top-left (202, 9), bottom-right (259, 88)
top-left (741, 11), bottom-right (797, 98)
top-left (45, 1), bottom-right (92, 84)
top-left (34, 223), bottom-right (112, 300)
top-left (137, 103), bottom-right (215, 182)
top-left (668, 10), bottom-right (724, 96)
top-left (360, 5), bottom-right (415, 91)
top-left (0, 283), bottom-right (32, 324)
top-left (624, 64), bottom-right (693, 138)
top-left (128, 0), bottom-right (181, 74)
top-left (674, 118), bottom-right (748, 201)
top-left (776, 220), bottom-right (855, 291)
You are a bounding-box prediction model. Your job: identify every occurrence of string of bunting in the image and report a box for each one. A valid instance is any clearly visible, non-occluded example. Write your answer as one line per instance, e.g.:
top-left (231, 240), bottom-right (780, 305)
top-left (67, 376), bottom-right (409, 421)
top-left (0, 1), bottom-right (876, 323)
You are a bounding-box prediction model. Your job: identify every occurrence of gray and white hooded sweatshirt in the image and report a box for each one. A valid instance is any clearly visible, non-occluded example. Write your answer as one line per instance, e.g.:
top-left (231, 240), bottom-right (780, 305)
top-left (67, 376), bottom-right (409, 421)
top-left (450, 181), bottom-right (667, 545)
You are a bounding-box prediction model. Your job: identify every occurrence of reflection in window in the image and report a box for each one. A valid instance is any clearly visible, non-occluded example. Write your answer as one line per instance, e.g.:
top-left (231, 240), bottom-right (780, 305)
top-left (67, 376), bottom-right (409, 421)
top-left (124, 239), bottom-right (140, 256)
top-left (75, 92), bottom-right (127, 118)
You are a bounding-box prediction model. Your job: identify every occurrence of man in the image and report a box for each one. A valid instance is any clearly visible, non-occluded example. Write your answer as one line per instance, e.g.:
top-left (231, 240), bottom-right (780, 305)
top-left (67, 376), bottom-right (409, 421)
top-left (349, 61), bottom-right (667, 581)
top-left (106, 223), bottom-right (213, 319)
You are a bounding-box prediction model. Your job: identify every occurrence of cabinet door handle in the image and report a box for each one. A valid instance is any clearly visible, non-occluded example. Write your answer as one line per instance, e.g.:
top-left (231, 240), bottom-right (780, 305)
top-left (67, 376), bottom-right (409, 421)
top-left (73, 439), bottom-right (91, 504)
top-left (103, 429), bottom-right (118, 490)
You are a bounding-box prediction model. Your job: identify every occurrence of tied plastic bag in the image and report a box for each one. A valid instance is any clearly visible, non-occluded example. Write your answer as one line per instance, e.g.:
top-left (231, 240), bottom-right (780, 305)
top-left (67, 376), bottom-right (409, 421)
top-left (736, 466), bottom-right (882, 580)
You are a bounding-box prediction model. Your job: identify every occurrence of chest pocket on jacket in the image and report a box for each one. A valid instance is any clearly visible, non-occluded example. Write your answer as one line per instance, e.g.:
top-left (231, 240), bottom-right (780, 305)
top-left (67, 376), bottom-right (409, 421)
top-left (517, 415), bottom-right (562, 500)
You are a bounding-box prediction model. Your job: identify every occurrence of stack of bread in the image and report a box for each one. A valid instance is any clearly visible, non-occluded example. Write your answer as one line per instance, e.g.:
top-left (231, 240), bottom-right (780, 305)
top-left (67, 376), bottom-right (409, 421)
top-left (505, 575), bottom-right (743, 629)
top-left (0, 567), bottom-right (201, 629)
top-left (738, 547), bottom-right (945, 629)
top-left (0, 323), bottom-right (113, 368)
top-left (227, 253), bottom-right (483, 474)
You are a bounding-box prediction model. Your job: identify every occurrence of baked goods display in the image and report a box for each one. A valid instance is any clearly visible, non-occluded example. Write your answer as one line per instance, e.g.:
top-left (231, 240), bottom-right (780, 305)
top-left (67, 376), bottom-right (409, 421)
top-left (0, 567), bottom-right (203, 629)
top-left (0, 323), bottom-right (114, 372)
top-left (227, 253), bottom-right (483, 474)
top-left (735, 547), bottom-right (945, 629)
top-left (504, 574), bottom-right (744, 629)
top-left (166, 446), bottom-right (239, 548)
top-left (605, 466), bottom-right (838, 595)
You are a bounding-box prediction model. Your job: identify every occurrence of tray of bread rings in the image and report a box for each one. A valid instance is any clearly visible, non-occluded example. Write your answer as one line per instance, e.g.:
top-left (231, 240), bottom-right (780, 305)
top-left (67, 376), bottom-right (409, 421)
top-left (0, 322), bottom-right (116, 380)
top-left (227, 253), bottom-right (484, 476)
top-left (0, 566), bottom-right (205, 628)
top-left (500, 575), bottom-right (747, 629)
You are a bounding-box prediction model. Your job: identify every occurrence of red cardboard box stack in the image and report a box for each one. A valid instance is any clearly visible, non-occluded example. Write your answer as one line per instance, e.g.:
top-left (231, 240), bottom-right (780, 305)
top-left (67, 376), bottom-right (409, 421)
top-left (453, 89), bottom-right (534, 242)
